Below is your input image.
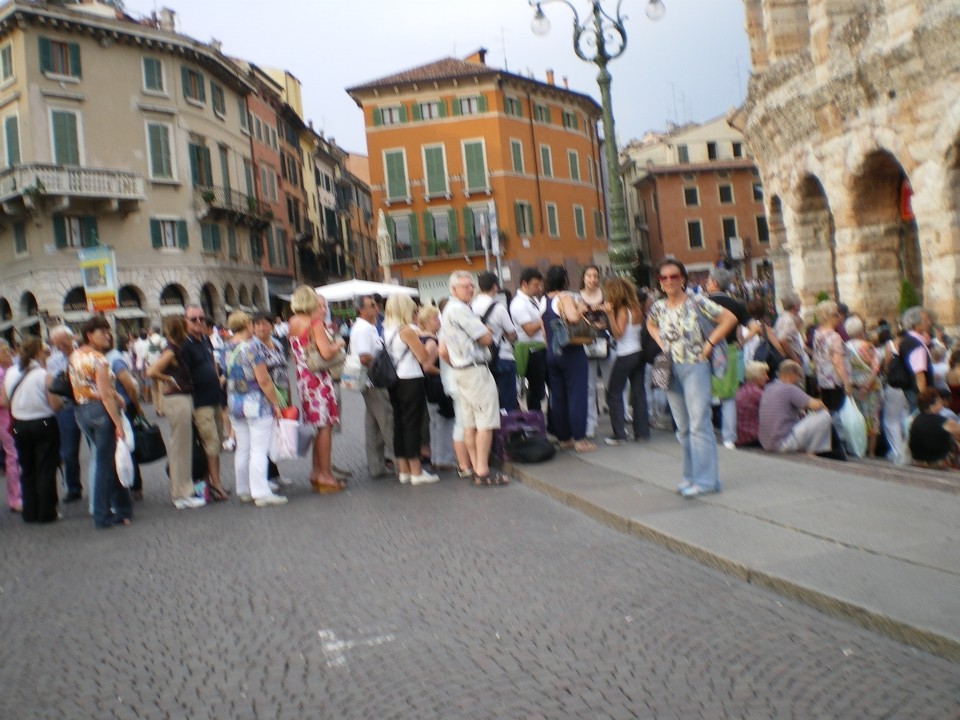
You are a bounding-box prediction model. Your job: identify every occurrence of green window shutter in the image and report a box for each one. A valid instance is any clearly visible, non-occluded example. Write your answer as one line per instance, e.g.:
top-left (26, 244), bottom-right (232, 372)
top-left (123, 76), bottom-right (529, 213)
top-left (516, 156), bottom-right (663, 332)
top-left (202, 146), bottom-right (212, 186)
top-left (213, 225), bottom-right (222, 252)
top-left (514, 202), bottom-right (523, 234)
top-left (201, 224), bottom-right (211, 251)
top-left (267, 227), bottom-right (276, 265)
top-left (52, 111), bottom-right (79, 166)
top-left (464, 142), bottom-right (485, 191)
top-left (511, 142), bottom-right (523, 173)
top-left (197, 72), bottom-right (206, 102)
top-left (150, 219), bottom-right (162, 248)
top-left (422, 211), bottom-right (435, 255)
top-left (398, 105), bottom-right (407, 123)
top-left (82, 216), bottom-right (98, 247)
top-left (448, 209), bottom-right (459, 251)
top-left (144, 58), bottom-right (158, 89)
top-left (385, 151), bottom-right (407, 200)
top-left (451, 98), bottom-right (461, 116)
top-left (39, 37), bottom-right (52, 73)
top-left (68, 42), bottom-right (81, 78)
top-left (13, 222), bottom-right (26, 254)
top-left (573, 114), bottom-right (579, 130)
top-left (188, 144), bottom-right (199, 186)
top-left (227, 226), bottom-right (237, 258)
top-left (412, 103), bottom-right (422, 121)
top-left (477, 94), bottom-right (487, 112)
top-left (424, 147), bottom-right (445, 195)
top-left (53, 214), bottom-right (66, 248)
top-left (181, 66), bottom-right (190, 99)
top-left (408, 213), bottom-right (420, 258)
top-left (385, 215), bottom-right (395, 242)
top-left (438, 100), bottom-right (447, 118)
top-left (176, 220), bottom-right (188, 248)
top-left (5, 116), bottom-right (20, 166)
top-left (372, 108), bottom-right (382, 127)
top-left (462, 207), bottom-right (474, 245)
top-left (525, 204), bottom-right (534, 234)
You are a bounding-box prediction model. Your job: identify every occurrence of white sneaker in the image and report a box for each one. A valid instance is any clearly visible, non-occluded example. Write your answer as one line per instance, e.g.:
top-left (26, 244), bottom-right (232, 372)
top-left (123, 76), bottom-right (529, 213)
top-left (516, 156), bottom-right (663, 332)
top-left (723, 441), bottom-right (736, 450)
top-left (410, 471), bottom-right (440, 485)
top-left (238, 494), bottom-right (253, 503)
top-left (398, 473), bottom-right (411, 484)
top-left (268, 480), bottom-right (281, 493)
top-left (254, 494), bottom-right (288, 507)
top-left (174, 496), bottom-right (206, 510)
top-left (222, 437), bottom-right (236, 452)
top-left (276, 476), bottom-right (294, 487)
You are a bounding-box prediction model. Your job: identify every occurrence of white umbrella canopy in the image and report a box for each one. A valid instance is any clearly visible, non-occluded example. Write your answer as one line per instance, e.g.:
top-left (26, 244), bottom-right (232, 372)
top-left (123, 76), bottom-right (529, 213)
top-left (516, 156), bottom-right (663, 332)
top-left (315, 279), bottom-right (418, 304)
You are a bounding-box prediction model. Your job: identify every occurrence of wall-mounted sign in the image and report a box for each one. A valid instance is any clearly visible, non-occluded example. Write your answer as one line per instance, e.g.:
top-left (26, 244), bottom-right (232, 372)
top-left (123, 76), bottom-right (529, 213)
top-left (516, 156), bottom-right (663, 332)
top-left (78, 246), bottom-right (118, 312)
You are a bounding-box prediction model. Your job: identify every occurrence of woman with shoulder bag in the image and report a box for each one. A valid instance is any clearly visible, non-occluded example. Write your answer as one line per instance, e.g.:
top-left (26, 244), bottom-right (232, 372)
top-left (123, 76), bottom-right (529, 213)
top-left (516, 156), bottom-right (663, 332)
top-left (1, 338), bottom-right (62, 522)
top-left (580, 265), bottom-right (613, 437)
top-left (646, 258), bottom-right (738, 498)
top-left (384, 294), bottom-right (437, 485)
top-left (417, 305), bottom-right (455, 470)
top-left (147, 315), bottom-right (207, 508)
top-left (544, 265), bottom-right (594, 453)
top-left (0, 339), bottom-right (23, 513)
top-left (70, 315), bottom-right (133, 528)
top-left (601, 278), bottom-right (650, 445)
top-left (287, 285), bottom-right (344, 493)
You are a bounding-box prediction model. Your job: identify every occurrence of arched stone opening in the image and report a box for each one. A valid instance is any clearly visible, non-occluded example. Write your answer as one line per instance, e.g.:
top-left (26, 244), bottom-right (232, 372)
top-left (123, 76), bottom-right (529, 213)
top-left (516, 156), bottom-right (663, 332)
top-left (199, 282), bottom-right (219, 323)
top-left (19, 292), bottom-right (40, 338)
top-left (62, 287), bottom-right (91, 328)
top-left (159, 283), bottom-right (187, 317)
top-left (850, 150), bottom-right (921, 320)
top-left (0, 297), bottom-right (13, 344)
top-left (251, 286), bottom-right (264, 309)
top-left (792, 175), bottom-right (837, 304)
top-left (223, 283), bottom-right (237, 311)
top-left (238, 285), bottom-right (251, 308)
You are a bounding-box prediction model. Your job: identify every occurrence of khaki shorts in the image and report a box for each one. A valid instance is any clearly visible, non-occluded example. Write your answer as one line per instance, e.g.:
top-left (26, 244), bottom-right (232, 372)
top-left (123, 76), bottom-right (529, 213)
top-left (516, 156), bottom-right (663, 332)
top-left (193, 405), bottom-right (222, 457)
top-left (452, 365), bottom-right (501, 431)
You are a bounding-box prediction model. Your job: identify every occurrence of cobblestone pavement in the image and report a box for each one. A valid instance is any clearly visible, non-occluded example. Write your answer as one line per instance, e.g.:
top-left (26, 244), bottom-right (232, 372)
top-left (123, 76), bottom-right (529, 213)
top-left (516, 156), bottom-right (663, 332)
top-left (1, 392), bottom-right (958, 720)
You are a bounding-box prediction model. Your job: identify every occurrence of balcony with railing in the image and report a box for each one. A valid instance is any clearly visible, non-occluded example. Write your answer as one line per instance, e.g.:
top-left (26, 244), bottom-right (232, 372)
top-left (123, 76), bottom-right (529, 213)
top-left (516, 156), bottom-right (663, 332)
top-left (194, 185), bottom-right (272, 228)
top-left (0, 163), bottom-right (144, 214)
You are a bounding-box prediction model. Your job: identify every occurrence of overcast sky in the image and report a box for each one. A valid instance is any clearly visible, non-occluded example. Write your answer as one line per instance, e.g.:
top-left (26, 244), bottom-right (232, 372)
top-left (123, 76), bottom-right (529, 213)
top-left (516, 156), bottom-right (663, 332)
top-left (121, 0), bottom-right (751, 155)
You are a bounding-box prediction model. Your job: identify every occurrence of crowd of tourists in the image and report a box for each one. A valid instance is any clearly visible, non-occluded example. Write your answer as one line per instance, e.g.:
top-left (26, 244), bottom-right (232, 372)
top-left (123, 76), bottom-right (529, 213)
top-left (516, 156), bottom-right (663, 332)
top-left (2, 261), bottom-right (958, 526)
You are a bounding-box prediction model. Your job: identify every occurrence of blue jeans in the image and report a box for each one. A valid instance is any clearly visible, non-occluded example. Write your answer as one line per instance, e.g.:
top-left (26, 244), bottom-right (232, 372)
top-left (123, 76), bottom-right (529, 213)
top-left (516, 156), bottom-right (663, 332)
top-left (493, 360), bottom-right (517, 412)
top-left (546, 347), bottom-right (589, 442)
top-left (56, 403), bottom-right (82, 495)
top-left (75, 402), bottom-right (133, 528)
top-left (666, 361), bottom-right (720, 491)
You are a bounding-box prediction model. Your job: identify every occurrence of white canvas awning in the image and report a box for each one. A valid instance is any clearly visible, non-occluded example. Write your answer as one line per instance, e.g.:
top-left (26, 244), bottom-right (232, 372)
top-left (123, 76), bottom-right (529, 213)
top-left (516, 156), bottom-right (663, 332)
top-left (158, 305), bottom-right (185, 317)
top-left (315, 279), bottom-right (418, 303)
top-left (112, 308), bottom-right (147, 320)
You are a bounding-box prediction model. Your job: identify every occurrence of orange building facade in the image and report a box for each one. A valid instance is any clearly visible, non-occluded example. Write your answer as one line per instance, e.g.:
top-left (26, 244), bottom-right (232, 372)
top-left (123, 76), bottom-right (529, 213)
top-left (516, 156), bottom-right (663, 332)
top-left (347, 51), bottom-right (607, 299)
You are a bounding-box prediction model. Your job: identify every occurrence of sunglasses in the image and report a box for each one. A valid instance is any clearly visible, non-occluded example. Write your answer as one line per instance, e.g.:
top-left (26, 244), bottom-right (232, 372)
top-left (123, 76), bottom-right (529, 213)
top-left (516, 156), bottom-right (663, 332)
top-left (659, 273), bottom-right (683, 281)
top-left (186, 316), bottom-right (205, 323)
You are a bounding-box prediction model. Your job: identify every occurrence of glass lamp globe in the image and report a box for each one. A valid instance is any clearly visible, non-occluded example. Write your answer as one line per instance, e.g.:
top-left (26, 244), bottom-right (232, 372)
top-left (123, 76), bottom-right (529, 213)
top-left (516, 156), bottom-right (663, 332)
top-left (645, 0), bottom-right (666, 20)
top-left (531, 7), bottom-right (551, 36)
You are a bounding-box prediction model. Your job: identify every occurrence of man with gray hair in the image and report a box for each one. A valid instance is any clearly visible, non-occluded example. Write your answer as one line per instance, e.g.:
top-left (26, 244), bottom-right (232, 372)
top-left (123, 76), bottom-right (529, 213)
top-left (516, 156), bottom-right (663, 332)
top-left (705, 266), bottom-right (750, 450)
top-left (348, 295), bottom-right (394, 477)
top-left (759, 360), bottom-right (833, 454)
top-left (897, 305), bottom-right (933, 410)
top-left (440, 271), bottom-right (507, 486)
top-left (48, 325), bottom-right (83, 502)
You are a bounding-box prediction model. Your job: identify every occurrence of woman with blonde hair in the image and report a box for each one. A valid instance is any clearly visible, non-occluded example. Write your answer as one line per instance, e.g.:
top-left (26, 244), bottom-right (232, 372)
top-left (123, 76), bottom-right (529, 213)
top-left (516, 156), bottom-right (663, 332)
top-left (225, 311), bottom-right (286, 506)
top-left (287, 285), bottom-right (344, 493)
top-left (384, 294), bottom-right (437, 484)
top-left (417, 304), bottom-right (455, 469)
top-left (812, 299), bottom-right (852, 412)
top-left (601, 277), bottom-right (649, 445)
top-left (845, 315), bottom-right (881, 456)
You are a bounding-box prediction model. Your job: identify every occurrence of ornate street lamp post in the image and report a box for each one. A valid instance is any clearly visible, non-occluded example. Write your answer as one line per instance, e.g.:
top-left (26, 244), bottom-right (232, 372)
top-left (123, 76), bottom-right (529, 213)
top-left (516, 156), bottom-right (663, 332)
top-left (529, 0), bottom-right (665, 274)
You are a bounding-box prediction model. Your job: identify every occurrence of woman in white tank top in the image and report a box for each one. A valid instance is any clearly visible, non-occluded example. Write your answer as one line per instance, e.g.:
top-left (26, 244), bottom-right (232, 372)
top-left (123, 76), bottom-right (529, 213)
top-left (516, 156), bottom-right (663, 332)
top-left (601, 278), bottom-right (650, 444)
top-left (383, 295), bottom-right (439, 485)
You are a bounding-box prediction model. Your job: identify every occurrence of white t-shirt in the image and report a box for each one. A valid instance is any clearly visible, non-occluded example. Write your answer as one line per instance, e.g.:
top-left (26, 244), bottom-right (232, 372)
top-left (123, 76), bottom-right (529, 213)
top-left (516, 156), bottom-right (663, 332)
top-left (4, 362), bottom-right (54, 420)
top-left (349, 317), bottom-right (381, 361)
top-left (510, 290), bottom-right (545, 343)
top-left (471, 295), bottom-right (516, 362)
top-left (133, 337), bottom-right (150, 371)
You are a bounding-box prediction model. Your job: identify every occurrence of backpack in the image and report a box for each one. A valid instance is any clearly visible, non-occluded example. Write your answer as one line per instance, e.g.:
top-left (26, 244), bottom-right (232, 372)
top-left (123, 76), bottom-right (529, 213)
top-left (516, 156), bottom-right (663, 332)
top-left (753, 322), bottom-right (784, 375)
top-left (480, 302), bottom-right (501, 373)
top-left (368, 331), bottom-right (409, 390)
top-left (148, 338), bottom-right (162, 354)
top-left (885, 335), bottom-right (920, 390)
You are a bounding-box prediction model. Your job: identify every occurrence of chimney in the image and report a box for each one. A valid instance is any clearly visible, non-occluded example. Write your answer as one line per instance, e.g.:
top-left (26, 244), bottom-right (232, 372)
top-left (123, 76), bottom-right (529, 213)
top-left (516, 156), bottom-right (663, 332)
top-left (546, 69), bottom-right (555, 85)
top-left (210, 38), bottom-right (222, 53)
top-left (563, 76), bottom-right (569, 89)
top-left (158, 7), bottom-right (176, 32)
top-left (464, 48), bottom-right (488, 66)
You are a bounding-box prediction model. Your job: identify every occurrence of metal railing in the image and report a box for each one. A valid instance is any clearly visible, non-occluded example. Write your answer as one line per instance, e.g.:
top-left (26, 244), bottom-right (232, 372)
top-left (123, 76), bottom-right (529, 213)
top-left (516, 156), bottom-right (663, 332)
top-left (194, 185), bottom-right (272, 221)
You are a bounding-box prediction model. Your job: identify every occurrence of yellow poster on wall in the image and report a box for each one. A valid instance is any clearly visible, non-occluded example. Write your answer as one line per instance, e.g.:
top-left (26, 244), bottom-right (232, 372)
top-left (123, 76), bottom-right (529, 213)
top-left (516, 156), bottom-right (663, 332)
top-left (78, 246), bottom-right (118, 312)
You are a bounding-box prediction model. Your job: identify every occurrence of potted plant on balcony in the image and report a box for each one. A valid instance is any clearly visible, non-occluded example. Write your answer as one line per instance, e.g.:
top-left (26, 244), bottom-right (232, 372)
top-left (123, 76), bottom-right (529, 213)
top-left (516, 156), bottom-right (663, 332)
top-left (436, 240), bottom-right (452, 257)
top-left (200, 189), bottom-right (216, 204)
top-left (23, 179), bottom-right (46, 209)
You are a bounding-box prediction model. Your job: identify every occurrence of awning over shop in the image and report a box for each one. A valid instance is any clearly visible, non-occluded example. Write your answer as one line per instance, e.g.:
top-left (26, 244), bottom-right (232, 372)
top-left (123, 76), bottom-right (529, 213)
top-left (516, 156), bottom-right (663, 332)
top-left (0, 320), bottom-right (14, 332)
top-left (61, 311), bottom-right (92, 323)
top-left (112, 308), bottom-right (148, 320)
top-left (15, 315), bottom-right (40, 328)
top-left (271, 293), bottom-right (292, 303)
top-left (158, 305), bottom-right (185, 317)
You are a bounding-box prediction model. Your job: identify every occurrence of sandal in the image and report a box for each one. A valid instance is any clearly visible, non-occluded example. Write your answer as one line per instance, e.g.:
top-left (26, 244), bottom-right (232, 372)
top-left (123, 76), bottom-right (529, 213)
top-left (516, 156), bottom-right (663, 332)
top-left (559, 440), bottom-right (576, 450)
top-left (473, 472), bottom-right (510, 487)
top-left (457, 466), bottom-right (474, 479)
top-left (209, 485), bottom-right (229, 502)
top-left (574, 440), bottom-right (597, 453)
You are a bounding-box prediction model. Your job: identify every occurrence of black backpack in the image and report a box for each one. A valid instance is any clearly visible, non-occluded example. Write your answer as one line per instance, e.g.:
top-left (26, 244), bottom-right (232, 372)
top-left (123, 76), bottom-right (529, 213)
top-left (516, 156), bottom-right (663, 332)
top-left (886, 335), bottom-right (920, 390)
top-left (368, 332), bottom-right (409, 390)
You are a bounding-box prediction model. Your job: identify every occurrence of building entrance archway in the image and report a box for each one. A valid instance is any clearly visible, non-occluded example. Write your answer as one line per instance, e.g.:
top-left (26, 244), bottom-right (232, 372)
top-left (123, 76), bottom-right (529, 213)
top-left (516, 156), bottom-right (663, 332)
top-left (792, 175), bottom-right (837, 304)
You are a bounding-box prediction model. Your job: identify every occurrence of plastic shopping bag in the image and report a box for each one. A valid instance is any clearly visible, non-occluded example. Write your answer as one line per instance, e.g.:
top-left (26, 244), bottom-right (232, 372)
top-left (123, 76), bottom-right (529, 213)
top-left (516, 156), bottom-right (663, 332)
top-left (837, 396), bottom-right (867, 459)
top-left (340, 354), bottom-right (366, 391)
top-left (115, 415), bottom-right (136, 488)
top-left (269, 418), bottom-right (298, 463)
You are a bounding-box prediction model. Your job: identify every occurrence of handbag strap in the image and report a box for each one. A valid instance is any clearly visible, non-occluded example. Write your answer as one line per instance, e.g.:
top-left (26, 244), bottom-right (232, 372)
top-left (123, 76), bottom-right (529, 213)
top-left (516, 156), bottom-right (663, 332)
top-left (6, 364), bottom-right (42, 409)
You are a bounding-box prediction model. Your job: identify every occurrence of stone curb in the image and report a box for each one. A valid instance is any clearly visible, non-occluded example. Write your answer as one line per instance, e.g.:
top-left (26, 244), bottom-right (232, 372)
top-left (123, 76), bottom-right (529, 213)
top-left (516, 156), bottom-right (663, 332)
top-left (506, 461), bottom-right (960, 664)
